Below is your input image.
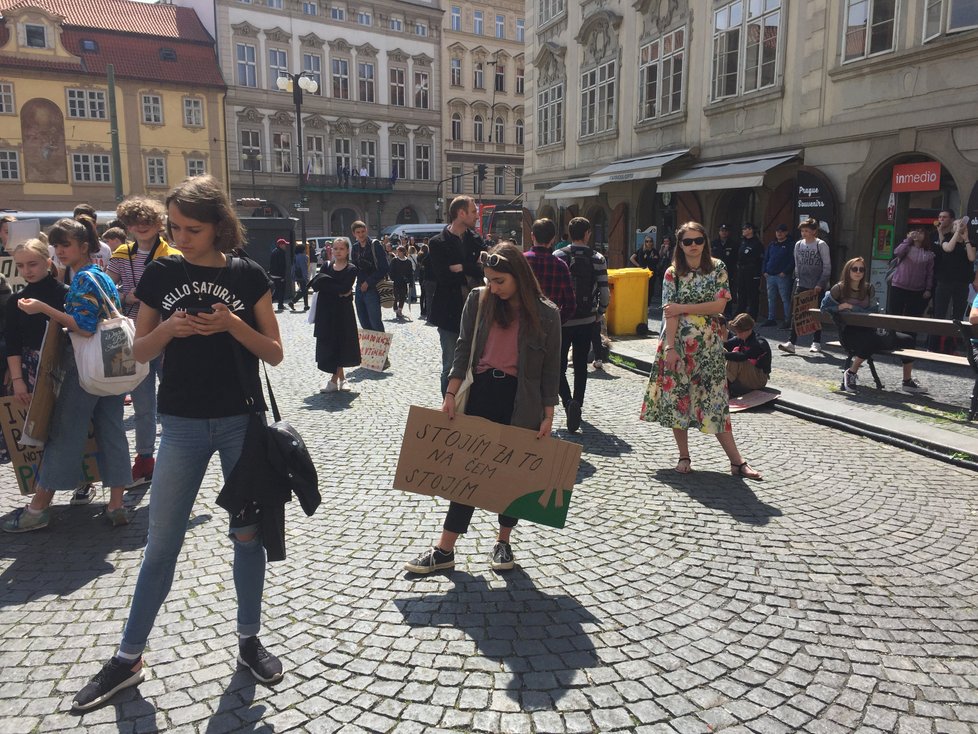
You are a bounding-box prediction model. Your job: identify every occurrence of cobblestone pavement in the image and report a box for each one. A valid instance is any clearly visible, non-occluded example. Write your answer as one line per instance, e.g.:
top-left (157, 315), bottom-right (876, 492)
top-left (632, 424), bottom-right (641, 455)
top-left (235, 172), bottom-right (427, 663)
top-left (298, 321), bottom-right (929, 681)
top-left (625, 310), bottom-right (978, 437)
top-left (1, 309), bottom-right (978, 733)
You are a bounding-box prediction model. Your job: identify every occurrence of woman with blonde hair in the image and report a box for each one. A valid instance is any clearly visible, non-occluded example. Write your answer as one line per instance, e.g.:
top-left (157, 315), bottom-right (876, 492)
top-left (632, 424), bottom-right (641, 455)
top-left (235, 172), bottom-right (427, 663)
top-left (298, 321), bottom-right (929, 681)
top-left (404, 241), bottom-right (562, 574)
top-left (640, 221), bottom-right (762, 479)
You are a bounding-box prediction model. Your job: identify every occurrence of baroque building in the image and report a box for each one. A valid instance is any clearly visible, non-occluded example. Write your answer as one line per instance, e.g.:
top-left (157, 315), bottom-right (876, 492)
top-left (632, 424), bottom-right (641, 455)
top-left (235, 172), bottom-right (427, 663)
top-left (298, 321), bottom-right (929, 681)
top-left (0, 0), bottom-right (226, 212)
top-left (440, 0), bottom-right (525, 224)
top-left (525, 0), bottom-right (978, 286)
top-left (181, 0), bottom-right (443, 237)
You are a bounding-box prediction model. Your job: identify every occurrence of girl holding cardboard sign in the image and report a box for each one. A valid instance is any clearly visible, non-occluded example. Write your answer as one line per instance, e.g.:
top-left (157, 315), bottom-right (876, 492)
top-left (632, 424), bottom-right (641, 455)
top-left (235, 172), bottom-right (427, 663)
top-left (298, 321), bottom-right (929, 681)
top-left (404, 242), bottom-right (562, 575)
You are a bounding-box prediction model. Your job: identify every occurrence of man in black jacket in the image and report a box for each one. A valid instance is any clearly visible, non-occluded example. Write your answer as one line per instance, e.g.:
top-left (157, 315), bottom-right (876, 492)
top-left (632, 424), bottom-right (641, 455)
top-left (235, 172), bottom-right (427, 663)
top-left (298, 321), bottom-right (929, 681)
top-left (735, 223), bottom-right (764, 319)
top-left (427, 195), bottom-right (483, 396)
top-left (712, 225), bottom-right (738, 315)
top-left (269, 238), bottom-right (288, 311)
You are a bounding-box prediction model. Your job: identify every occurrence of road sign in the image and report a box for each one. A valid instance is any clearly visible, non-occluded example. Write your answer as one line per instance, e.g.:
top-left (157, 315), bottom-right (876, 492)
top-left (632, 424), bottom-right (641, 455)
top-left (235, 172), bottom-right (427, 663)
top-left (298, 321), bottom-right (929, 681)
top-left (295, 207), bottom-right (310, 212)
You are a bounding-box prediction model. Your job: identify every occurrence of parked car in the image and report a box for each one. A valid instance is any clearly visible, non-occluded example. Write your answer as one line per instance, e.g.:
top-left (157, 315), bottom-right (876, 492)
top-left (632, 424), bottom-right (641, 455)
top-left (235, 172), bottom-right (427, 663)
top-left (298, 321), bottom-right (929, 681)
top-left (307, 236), bottom-right (336, 265)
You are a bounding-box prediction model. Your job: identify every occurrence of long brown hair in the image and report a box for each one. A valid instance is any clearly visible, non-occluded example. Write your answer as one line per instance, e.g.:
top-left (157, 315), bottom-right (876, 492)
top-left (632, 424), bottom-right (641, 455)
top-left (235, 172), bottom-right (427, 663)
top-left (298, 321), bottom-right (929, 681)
top-left (165, 175), bottom-right (245, 252)
top-left (480, 241), bottom-right (544, 336)
top-left (672, 221), bottom-right (715, 277)
top-left (837, 257), bottom-right (871, 302)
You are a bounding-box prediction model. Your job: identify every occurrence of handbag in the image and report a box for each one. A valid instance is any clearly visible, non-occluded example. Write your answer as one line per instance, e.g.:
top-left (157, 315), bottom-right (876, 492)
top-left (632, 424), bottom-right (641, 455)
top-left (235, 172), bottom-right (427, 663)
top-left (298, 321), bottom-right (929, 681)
top-left (884, 253), bottom-right (903, 285)
top-left (69, 271), bottom-right (149, 396)
top-left (377, 278), bottom-right (395, 309)
top-left (452, 290), bottom-right (485, 413)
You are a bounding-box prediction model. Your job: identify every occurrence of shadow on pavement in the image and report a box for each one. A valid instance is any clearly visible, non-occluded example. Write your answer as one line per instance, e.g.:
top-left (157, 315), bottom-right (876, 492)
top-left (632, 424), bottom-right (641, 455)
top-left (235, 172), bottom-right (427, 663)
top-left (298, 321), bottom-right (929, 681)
top-left (0, 485), bottom-right (150, 609)
top-left (654, 469), bottom-right (782, 526)
top-left (302, 392), bottom-right (359, 412)
top-left (395, 568), bottom-right (599, 708)
top-left (110, 686), bottom-right (159, 732)
top-left (204, 669), bottom-right (271, 734)
top-left (560, 421), bottom-right (633, 458)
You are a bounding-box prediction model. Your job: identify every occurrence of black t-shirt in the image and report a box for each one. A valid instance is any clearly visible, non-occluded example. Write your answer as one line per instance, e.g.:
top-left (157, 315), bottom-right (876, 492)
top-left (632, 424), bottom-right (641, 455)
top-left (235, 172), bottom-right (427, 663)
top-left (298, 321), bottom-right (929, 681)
top-left (135, 255), bottom-right (272, 418)
top-left (5, 275), bottom-right (68, 355)
top-left (933, 232), bottom-right (973, 285)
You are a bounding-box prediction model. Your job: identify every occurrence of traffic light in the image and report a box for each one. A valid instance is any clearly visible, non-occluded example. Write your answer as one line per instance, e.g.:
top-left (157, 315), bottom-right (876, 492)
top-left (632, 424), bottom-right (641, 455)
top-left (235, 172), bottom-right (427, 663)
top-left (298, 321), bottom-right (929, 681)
top-left (477, 164), bottom-right (487, 181)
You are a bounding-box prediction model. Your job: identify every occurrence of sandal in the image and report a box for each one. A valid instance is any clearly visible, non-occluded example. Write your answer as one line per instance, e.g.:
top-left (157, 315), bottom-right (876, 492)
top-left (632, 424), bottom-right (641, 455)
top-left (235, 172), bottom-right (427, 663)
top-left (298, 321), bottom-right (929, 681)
top-left (675, 456), bottom-right (693, 474)
top-left (730, 461), bottom-right (763, 480)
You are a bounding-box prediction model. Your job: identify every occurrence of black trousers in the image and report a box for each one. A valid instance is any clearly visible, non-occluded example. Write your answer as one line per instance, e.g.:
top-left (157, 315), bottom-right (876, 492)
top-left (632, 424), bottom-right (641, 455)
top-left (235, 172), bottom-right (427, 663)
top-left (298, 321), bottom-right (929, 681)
top-left (736, 273), bottom-right (761, 320)
top-left (559, 322), bottom-right (593, 406)
top-left (846, 326), bottom-right (913, 364)
top-left (443, 371), bottom-right (519, 534)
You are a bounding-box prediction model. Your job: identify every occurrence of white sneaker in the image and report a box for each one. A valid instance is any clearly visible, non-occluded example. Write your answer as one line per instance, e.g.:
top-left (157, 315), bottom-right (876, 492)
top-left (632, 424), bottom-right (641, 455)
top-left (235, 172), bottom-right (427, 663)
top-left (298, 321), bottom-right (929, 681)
top-left (320, 381), bottom-right (339, 393)
top-left (778, 342), bottom-right (795, 355)
top-left (592, 360), bottom-right (603, 370)
top-left (339, 380), bottom-right (350, 391)
top-left (810, 342), bottom-right (822, 353)
top-left (842, 369), bottom-right (858, 392)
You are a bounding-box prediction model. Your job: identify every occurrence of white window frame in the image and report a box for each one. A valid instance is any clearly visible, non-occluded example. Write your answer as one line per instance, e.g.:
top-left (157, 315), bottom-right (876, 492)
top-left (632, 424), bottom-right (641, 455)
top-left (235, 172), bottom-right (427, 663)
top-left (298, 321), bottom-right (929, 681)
top-left (516, 18), bottom-right (525, 42)
top-left (358, 62), bottom-right (375, 102)
top-left (843, 0), bottom-right (897, 62)
top-left (414, 144), bottom-right (430, 180)
top-left (496, 15), bottom-right (505, 39)
top-left (474, 62), bottom-right (484, 89)
top-left (67, 88), bottom-right (107, 119)
top-left (141, 94), bottom-right (163, 124)
top-left (269, 48), bottom-right (289, 89)
top-left (494, 116), bottom-right (504, 144)
top-left (494, 64), bottom-right (505, 92)
top-left (639, 26), bottom-right (685, 121)
top-left (273, 131), bottom-right (293, 173)
top-left (24, 24), bottom-right (46, 48)
top-left (389, 67), bottom-right (406, 106)
top-left (72, 153), bottom-right (111, 183)
top-left (146, 157), bottom-right (167, 186)
top-left (187, 158), bottom-right (206, 177)
top-left (451, 112), bottom-right (462, 140)
top-left (359, 139), bottom-right (376, 177)
top-left (268, 0), bottom-right (283, 8)
top-left (236, 43), bottom-right (258, 88)
top-left (306, 134), bottom-right (325, 174)
top-left (0, 83), bottom-right (14, 115)
top-left (474, 11), bottom-right (484, 35)
top-left (241, 129), bottom-right (263, 170)
top-left (414, 71), bottom-right (429, 109)
top-left (924, 0), bottom-right (978, 41)
top-left (330, 6), bottom-right (346, 20)
top-left (451, 165), bottom-right (462, 194)
top-left (515, 119), bottom-right (524, 146)
top-left (415, 22), bottom-right (428, 36)
top-left (514, 167), bottom-right (523, 195)
top-left (331, 58), bottom-right (350, 100)
top-left (537, 82), bottom-right (563, 146)
top-left (711, 0), bottom-right (782, 101)
top-left (494, 167), bottom-right (505, 195)
top-left (356, 11), bottom-right (371, 26)
top-left (303, 54), bottom-right (323, 93)
top-left (539, 0), bottom-right (565, 25)
top-left (451, 6), bottom-right (461, 31)
top-left (450, 58), bottom-right (462, 86)
top-left (335, 137), bottom-right (352, 172)
top-left (183, 97), bottom-right (203, 127)
top-left (391, 141), bottom-right (406, 179)
top-left (389, 18), bottom-right (402, 31)
top-left (473, 115), bottom-right (484, 142)
top-left (0, 150), bottom-right (20, 180)
top-left (516, 67), bottom-right (525, 95)
top-left (302, 1), bottom-right (318, 15)
top-left (580, 60), bottom-right (616, 137)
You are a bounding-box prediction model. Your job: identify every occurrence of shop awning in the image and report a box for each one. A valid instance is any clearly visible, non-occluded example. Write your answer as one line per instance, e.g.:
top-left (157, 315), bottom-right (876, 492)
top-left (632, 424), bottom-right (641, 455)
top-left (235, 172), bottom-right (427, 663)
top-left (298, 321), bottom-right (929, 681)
top-left (590, 149), bottom-right (690, 183)
top-left (656, 150), bottom-right (802, 193)
top-left (543, 179), bottom-right (602, 199)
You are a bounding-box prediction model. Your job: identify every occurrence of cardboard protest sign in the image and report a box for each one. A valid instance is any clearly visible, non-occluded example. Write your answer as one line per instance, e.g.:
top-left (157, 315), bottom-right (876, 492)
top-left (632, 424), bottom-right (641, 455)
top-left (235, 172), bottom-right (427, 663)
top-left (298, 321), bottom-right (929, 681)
top-left (22, 322), bottom-right (67, 446)
top-left (358, 329), bottom-right (392, 371)
top-left (0, 255), bottom-right (26, 293)
top-left (394, 405), bottom-right (582, 529)
top-left (729, 388), bottom-right (780, 413)
top-left (0, 397), bottom-right (100, 495)
top-left (791, 290), bottom-right (821, 337)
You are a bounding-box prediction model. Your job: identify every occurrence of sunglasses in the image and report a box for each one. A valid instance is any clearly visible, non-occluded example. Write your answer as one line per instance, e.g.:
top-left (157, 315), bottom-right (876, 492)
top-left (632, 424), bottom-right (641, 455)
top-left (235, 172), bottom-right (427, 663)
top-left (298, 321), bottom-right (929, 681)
top-left (850, 266), bottom-right (865, 273)
top-left (486, 253), bottom-right (509, 268)
top-left (681, 237), bottom-right (706, 246)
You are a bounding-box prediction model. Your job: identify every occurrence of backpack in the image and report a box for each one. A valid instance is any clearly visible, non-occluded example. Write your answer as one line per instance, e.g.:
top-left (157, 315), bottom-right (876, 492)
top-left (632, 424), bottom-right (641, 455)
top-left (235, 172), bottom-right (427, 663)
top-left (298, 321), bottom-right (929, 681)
top-left (567, 247), bottom-right (597, 319)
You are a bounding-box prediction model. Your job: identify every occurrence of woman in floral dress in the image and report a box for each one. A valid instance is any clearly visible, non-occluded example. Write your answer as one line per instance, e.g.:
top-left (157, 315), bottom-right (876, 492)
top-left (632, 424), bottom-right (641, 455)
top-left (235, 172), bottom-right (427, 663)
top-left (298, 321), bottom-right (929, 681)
top-left (640, 221), bottom-right (762, 479)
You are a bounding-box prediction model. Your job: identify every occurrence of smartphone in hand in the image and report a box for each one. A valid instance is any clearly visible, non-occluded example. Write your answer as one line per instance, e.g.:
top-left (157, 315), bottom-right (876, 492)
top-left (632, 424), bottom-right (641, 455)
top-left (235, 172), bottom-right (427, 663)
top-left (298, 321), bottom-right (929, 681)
top-left (184, 305), bottom-right (214, 316)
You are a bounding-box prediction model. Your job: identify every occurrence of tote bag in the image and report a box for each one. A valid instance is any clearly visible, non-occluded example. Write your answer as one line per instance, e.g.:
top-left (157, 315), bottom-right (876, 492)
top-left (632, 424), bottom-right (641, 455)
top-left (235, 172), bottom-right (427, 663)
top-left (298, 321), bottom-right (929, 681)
top-left (69, 271), bottom-right (149, 396)
top-left (452, 291), bottom-right (485, 414)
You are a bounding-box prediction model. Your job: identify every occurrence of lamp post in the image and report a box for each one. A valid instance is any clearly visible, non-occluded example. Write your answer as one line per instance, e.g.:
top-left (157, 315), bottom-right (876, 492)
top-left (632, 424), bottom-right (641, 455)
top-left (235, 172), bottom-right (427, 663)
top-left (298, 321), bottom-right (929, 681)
top-left (242, 153), bottom-right (262, 198)
top-left (276, 71), bottom-right (319, 262)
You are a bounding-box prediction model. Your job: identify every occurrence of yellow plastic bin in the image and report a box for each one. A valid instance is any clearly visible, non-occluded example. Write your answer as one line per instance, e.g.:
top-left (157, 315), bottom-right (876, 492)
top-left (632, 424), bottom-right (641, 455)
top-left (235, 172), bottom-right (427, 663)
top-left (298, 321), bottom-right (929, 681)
top-left (606, 268), bottom-right (652, 336)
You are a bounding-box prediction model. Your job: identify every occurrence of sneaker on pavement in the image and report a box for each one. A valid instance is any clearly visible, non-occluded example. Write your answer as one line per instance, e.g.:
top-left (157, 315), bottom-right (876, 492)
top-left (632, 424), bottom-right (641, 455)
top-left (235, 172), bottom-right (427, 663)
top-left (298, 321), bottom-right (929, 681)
top-left (320, 381), bottom-right (339, 393)
top-left (238, 636), bottom-right (284, 684)
top-left (777, 342), bottom-right (795, 355)
top-left (490, 541), bottom-right (515, 571)
top-left (105, 507), bottom-right (130, 527)
top-left (810, 342), bottom-right (822, 353)
top-left (902, 378), bottom-right (929, 394)
top-left (72, 656), bottom-right (144, 711)
top-left (404, 546), bottom-right (455, 574)
top-left (565, 399), bottom-right (582, 433)
top-left (2, 506), bottom-right (50, 533)
top-left (592, 360), bottom-right (603, 370)
top-left (129, 456), bottom-right (154, 487)
top-left (760, 319), bottom-right (777, 327)
top-left (71, 484), bottom-right (96, 505)
top-left (842, 369), bottom-right (859, 392)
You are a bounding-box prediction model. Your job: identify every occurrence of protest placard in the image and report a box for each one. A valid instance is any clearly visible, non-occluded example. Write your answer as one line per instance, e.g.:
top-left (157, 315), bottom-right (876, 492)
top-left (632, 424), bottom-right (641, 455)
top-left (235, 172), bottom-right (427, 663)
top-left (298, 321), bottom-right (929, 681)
top-left (0, 255), bottom-right (26, 293)
top-left (0, 396), bottom-right (100, 495)
top-left (394, 406), bottom-right (582, 529)
top-left (22, 322), bottom-right (66, 446)
top-left (358, 329), bottom-right (392, 371)
top-left (791, 290), bottom-right (821, 337)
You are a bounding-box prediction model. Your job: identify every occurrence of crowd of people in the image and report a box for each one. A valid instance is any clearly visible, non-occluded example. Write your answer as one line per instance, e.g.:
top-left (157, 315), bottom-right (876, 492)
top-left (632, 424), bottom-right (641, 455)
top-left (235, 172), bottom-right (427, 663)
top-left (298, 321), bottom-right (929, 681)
top-left (2, 178), bottom-right (974, 714)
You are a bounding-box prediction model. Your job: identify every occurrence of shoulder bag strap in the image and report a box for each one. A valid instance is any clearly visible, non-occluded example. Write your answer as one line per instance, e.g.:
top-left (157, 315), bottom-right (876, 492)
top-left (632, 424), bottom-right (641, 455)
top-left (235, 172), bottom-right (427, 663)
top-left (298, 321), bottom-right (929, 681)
top-left (80, 270), bottom-right (123, 320)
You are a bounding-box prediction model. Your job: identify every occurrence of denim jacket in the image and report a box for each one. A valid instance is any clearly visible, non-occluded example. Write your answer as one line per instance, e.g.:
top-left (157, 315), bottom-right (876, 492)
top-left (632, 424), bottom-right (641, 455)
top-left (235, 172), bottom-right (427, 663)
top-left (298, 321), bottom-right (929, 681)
top-left (450, 287), bottom-right (562, 430)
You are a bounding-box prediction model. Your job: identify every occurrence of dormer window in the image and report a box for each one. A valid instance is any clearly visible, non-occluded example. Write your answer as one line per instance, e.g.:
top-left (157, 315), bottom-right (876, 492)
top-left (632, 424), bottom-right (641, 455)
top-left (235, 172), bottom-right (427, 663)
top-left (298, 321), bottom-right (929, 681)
top-left (80, 39), bottom-right (98, 53)
top-left (160, 48), bottom-right (177, 61)
top-left (25, 24), bottom-right (46, 48)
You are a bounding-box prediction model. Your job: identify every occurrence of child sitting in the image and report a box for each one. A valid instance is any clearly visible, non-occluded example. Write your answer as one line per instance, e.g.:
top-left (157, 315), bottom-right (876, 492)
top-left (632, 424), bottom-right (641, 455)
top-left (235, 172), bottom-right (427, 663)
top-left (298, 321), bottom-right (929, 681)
top-left (724, 313), bottom-right (772, 396)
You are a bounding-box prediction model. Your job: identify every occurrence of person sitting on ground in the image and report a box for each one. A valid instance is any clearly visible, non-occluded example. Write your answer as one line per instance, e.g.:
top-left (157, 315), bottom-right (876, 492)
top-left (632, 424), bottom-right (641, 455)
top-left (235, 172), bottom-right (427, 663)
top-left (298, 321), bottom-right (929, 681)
top-left (821, 257), bottom-right (926, 394)
top-left (723, 313), bottom-right (772, 396)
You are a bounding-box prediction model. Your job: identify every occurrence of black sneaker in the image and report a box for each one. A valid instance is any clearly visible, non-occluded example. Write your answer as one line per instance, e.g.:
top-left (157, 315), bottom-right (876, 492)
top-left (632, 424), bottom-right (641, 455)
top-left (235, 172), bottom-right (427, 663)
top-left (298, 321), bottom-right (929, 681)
top-left (490, 541), bottom-right (515, 572)
top-left (404, 546), bottom-right (455, 574)
top-left (238, 637), bottom-right (284, 684)
top-left (565, 400), bottom-right (582, 433)
top-left (72, 656), bottom-right (144, 711)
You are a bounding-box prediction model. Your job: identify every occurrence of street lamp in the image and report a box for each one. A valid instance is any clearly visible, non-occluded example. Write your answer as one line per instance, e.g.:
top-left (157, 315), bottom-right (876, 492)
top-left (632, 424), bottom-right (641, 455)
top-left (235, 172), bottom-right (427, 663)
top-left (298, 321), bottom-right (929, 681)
top-left (276, 71), bottom-right (319, 260)
top-left (242, 152), bottom-right (262, 198)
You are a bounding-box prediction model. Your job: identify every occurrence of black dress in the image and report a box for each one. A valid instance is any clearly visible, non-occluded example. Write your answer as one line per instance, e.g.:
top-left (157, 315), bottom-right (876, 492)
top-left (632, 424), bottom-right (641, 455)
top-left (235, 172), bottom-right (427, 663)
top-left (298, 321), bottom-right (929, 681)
top-left (311, 262), bottom-right (361, 372)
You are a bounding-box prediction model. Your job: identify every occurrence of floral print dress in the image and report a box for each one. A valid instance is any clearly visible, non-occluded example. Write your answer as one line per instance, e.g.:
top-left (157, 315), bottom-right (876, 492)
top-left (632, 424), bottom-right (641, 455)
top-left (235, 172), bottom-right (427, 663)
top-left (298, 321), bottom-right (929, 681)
top-left (640, 261), bottom-right (732, 433)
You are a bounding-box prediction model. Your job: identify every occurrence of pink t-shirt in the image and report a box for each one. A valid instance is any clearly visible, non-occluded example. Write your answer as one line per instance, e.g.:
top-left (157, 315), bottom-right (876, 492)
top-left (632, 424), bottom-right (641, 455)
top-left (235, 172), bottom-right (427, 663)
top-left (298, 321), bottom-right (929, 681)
top-left (476, 313), bottom-right (520, 377)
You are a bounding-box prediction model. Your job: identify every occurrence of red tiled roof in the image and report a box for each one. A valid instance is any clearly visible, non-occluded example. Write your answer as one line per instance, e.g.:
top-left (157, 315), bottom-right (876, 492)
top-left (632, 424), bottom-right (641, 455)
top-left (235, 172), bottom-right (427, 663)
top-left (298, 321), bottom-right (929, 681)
top-left (0, 0), bottom-right (213, 43)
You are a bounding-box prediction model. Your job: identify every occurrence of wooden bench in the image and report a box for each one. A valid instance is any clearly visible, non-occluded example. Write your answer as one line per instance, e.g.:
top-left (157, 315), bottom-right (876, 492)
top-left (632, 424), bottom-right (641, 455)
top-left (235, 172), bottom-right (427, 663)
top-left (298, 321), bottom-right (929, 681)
top-left (807, 309), bottom-right (978, 419)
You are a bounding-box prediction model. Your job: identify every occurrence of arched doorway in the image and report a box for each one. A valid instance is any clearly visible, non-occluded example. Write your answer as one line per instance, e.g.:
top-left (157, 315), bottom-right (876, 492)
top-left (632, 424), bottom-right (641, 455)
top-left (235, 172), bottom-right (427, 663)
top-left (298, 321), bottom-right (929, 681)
top-left (396, 205), bottom-right (419, 224)
top-left (713, 189), bottom-right (756, 235)
top-left (330, 207), bottom-right (358, 235)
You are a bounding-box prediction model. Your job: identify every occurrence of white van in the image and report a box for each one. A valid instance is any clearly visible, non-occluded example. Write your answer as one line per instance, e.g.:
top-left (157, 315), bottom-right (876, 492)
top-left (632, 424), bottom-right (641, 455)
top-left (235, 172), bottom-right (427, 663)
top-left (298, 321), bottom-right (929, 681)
top-left (383, 223), bottom-right (444, 242)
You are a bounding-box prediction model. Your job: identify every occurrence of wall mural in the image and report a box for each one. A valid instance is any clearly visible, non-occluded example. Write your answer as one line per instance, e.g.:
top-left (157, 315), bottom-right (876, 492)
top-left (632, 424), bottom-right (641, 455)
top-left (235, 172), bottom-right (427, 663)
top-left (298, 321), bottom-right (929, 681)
top-left (22, 99), bottom-right (67, 184)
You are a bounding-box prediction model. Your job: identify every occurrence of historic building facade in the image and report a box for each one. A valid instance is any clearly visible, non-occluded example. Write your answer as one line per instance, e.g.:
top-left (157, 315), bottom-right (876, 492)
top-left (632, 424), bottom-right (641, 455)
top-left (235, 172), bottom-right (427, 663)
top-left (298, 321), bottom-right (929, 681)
top-left (440, 0), bottom-right (525, 223)
top-left (0, 0), bottom-right (225, 212)
top-left (524, 0), bottom-right (978, 279)
top-left (184, 0), bottom-right (443, 237)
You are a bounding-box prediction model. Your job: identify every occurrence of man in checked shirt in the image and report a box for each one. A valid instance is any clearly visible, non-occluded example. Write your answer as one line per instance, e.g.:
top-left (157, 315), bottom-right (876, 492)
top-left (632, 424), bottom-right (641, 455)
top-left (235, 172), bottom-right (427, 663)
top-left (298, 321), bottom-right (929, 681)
top-left (524, 218), bottom-right (576, 325)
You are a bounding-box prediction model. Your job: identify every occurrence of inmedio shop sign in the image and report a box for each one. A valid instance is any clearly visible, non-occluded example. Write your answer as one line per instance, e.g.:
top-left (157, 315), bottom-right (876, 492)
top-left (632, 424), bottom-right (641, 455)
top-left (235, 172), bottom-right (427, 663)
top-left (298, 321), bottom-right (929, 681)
top-left (891, 162), bottom-right (941, 192)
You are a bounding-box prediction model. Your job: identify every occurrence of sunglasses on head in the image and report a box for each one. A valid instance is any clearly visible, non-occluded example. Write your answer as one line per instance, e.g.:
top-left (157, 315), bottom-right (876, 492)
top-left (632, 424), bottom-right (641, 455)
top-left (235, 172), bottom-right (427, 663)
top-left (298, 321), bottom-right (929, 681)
top-left (851, 266), bottom-right (865, 272)
top-left (486, 253), bottom-right (509, 268)
top-left (681, 236), bottom-right (706, 246)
